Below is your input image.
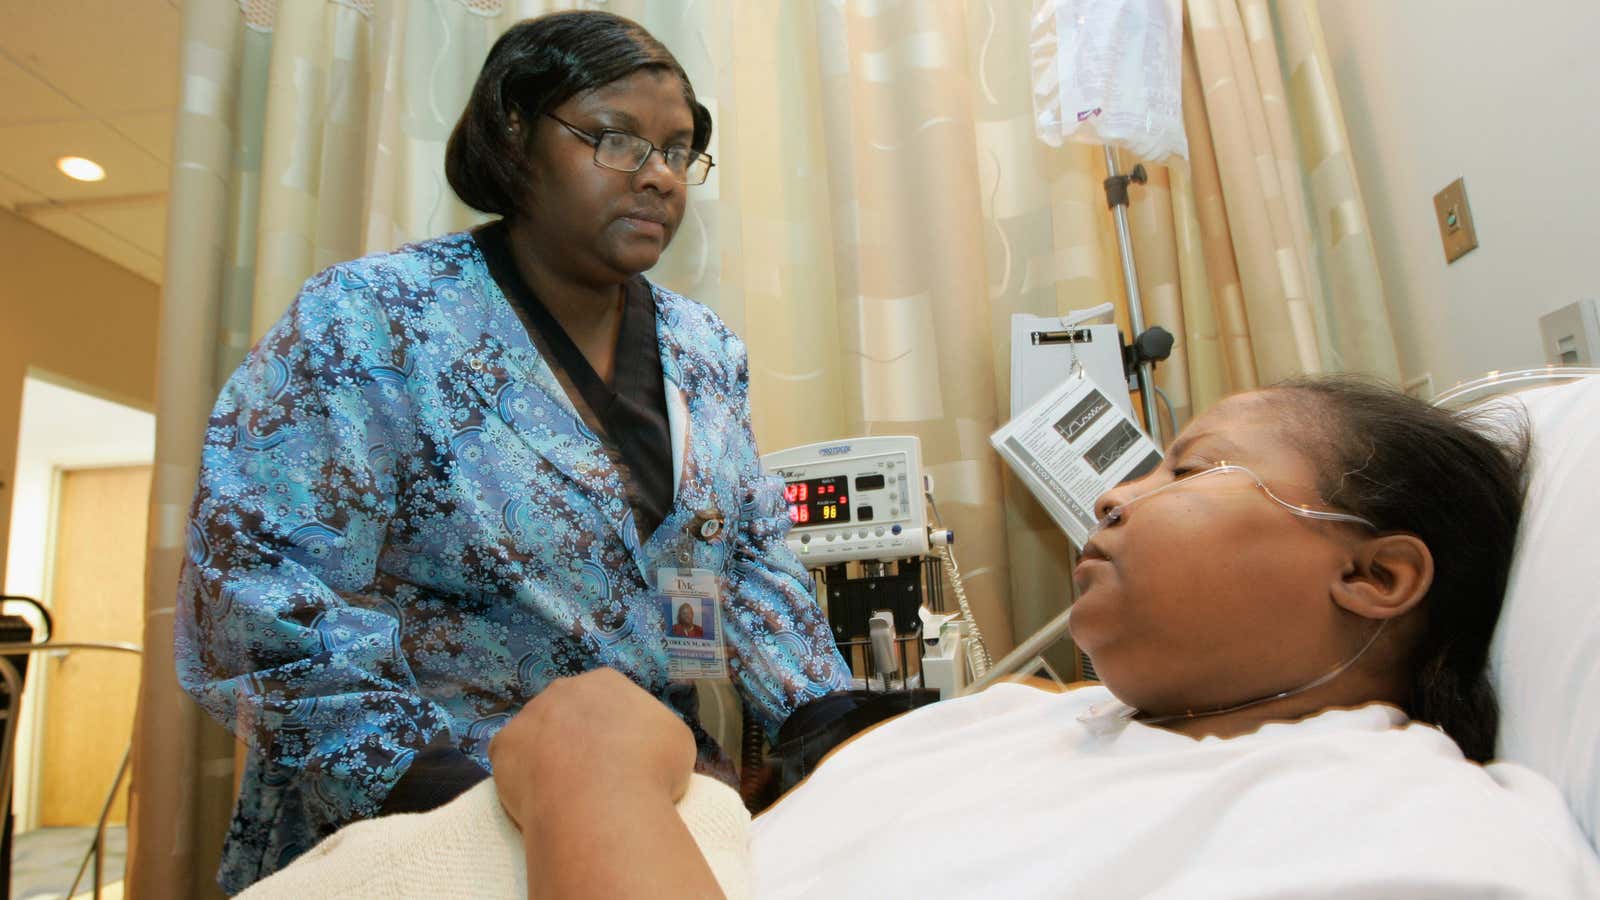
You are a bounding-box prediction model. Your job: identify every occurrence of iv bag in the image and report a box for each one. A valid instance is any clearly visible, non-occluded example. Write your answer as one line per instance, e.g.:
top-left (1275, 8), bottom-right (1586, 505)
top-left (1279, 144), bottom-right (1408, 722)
top-left (1030, 0), bottom-right (1188, 162)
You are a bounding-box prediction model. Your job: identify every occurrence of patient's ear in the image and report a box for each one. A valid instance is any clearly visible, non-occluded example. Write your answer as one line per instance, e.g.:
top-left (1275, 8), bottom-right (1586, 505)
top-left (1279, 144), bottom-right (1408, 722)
top-left (1331, 534), bottom-right (1434, 620)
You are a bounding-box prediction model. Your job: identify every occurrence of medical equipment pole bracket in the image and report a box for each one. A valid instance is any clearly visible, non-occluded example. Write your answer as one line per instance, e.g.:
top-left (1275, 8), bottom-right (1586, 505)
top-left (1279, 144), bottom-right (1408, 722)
top-left (1101, 148), bottom-right (1163, 445)
top-left (1124, 325), bottom-right (1175, 378)
top-left (1103, 163), bottom-right (1148, 209)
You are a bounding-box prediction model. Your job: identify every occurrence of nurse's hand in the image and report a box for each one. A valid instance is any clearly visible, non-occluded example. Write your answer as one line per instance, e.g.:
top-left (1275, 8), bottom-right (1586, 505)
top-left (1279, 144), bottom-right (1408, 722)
top-left (489, 667), bottom-right (719, 899)
top-left (489, 666), bottom-right (695, 829)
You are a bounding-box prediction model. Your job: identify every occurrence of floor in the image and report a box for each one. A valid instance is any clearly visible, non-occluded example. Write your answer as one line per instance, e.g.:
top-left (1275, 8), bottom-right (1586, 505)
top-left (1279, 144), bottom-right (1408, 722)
top-left (9, 826), bottom-right (124, 900)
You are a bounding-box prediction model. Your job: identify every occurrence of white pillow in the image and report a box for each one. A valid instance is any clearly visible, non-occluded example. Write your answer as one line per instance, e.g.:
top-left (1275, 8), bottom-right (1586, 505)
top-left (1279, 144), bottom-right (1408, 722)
top-left (1487, 375), bottom-right (1600, 852)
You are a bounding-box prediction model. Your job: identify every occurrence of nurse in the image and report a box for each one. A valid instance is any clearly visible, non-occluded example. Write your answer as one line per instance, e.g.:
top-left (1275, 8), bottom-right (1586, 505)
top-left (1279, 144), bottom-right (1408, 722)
top-left (174, 11), bottom-right (850, 892)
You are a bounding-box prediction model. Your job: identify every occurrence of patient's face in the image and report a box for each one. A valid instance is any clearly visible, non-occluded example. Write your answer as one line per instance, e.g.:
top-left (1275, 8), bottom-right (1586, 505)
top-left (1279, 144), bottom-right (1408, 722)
top-left (1069, 391), bottom-right (1359, 715)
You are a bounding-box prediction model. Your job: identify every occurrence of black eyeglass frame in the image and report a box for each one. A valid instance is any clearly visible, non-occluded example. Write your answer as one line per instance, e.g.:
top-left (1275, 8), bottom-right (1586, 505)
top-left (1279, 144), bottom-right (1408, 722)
top-left (544, 113), bottom-right (716, 186)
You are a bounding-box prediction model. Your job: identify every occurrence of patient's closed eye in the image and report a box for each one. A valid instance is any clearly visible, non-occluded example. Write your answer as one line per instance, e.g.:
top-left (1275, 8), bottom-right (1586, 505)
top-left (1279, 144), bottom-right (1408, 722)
top-left (1170, 458), bottom-right (1217, 479)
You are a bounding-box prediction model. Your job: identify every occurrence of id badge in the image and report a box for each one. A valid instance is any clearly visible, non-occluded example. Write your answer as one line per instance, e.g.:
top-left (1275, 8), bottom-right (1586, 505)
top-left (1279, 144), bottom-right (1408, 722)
top-left (658, 567), bottom-right (728, 680)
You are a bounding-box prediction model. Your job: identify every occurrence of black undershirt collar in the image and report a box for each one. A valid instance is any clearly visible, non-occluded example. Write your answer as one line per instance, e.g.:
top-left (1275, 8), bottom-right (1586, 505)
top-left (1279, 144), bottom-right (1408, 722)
top-left (472, 221), bottom-right (675, 540)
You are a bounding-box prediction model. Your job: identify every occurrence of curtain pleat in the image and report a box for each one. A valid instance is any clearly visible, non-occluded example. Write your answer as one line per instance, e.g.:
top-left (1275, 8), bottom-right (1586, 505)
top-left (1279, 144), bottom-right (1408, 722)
top-left (132, 3), bottom-right (259, 896)
top-left (1274, 0), bottom-right (1400, 380)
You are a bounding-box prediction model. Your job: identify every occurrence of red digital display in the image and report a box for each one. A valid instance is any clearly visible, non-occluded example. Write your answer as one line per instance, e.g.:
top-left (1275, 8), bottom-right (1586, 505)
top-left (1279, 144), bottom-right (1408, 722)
top-left (784, 476), bottom-right (851, 528)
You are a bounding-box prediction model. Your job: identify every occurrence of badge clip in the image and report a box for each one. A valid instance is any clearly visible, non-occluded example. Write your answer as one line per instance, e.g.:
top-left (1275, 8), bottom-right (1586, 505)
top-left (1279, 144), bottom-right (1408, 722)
top-left (691, 509), bottom-right (724, 541)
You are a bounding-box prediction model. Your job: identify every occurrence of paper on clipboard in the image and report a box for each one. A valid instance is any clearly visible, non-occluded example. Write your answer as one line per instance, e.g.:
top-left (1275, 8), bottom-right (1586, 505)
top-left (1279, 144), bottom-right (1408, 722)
top-left (991, 368), bottom-right (1163, 549)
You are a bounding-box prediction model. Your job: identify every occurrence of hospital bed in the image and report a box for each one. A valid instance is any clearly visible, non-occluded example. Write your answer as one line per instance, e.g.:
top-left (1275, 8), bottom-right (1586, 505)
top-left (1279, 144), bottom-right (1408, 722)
top-left (235, 368), bottom-right (1600, 898)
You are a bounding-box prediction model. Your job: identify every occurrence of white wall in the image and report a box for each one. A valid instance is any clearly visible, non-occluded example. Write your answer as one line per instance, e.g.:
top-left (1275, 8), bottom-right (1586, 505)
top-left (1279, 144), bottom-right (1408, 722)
top-left (1316, 0), bottom-right (1600, 392)
top-left (3, 374), bottom-right (154, 832)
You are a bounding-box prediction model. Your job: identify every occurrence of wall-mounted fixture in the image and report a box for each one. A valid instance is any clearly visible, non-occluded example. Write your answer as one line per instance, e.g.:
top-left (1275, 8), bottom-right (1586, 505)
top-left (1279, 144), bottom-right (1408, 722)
top-left (1540, 299), bottom-right (1600, 366)
top-left (1433, 177), bottom-right (1478, 263)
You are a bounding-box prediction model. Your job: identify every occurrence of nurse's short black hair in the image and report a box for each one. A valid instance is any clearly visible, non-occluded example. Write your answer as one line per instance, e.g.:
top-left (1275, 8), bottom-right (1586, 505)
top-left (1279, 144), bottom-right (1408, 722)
top-left (1271, 376), bottom-right (1531, 763)
top-left (445, 10), bottom-right (713, 218)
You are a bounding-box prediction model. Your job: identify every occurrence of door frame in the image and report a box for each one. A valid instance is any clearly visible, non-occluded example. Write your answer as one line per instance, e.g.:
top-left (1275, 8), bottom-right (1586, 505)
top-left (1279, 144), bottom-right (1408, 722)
top-left (4, 370), bottom-right (155, 833)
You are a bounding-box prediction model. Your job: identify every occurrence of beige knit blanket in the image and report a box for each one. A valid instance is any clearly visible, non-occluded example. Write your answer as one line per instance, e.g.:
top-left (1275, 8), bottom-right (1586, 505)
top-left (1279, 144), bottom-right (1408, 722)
top-left (237, 774), bottom-right (751, 899)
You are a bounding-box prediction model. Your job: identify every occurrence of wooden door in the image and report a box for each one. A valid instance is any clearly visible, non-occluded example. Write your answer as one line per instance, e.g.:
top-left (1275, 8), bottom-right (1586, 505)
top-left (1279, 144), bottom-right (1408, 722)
top-left (39, 464), bottom-right (149, 827)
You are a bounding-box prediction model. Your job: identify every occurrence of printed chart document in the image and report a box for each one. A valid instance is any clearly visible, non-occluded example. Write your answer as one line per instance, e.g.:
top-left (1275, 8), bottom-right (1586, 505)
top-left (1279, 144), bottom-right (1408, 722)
top-left (991, 369), bottom-right (1163, 548)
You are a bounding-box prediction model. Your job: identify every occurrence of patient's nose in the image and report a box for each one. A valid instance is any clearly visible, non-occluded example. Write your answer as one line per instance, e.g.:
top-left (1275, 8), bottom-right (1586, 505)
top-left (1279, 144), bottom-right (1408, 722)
top-left (1095, 465), bottom-right (1165, 523)
top-left (1094, 484), bottom-right (1133, 523)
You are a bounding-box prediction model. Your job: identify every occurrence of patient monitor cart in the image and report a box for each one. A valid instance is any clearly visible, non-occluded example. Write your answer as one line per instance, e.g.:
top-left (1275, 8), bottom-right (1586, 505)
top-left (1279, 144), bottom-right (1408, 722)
top-left (761, 436), bottom-right (961, 691)
top-left (764, 435), bottom-right (930, 568)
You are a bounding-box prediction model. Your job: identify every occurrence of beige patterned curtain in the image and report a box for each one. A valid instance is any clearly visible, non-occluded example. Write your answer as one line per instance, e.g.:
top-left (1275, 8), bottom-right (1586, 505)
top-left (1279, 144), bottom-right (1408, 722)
top-left (132, 1), bottom-right (1394, 895)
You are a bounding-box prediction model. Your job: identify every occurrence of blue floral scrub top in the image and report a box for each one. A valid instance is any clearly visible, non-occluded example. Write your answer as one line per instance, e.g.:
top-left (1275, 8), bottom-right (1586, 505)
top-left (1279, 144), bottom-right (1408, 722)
top-left (174, 230), bottom-right (852, 892)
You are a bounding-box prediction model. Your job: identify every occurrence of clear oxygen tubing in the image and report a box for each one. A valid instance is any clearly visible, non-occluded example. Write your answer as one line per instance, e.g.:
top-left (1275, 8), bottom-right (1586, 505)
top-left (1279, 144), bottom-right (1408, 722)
top-left (962, 605), bottom-right (1389, 714)
top-left (1139, 611), bottom-right (1388, 723)
top-left (967, 462), bottom-right (1377, 698)
top-left (1080, 461), bottom-right (1385, 728)
top-left (1092, 462), bottom-right (1377, 534)
top-left (1082, 619), bottom-right (1389, 732)
top-left (925, 489), bottom-right (992, 677)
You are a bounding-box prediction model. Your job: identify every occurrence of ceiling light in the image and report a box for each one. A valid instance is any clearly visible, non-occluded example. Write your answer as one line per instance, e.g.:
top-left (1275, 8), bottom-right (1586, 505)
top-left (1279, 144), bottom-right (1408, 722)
top-left (57, 156), bottom-right (106, 182)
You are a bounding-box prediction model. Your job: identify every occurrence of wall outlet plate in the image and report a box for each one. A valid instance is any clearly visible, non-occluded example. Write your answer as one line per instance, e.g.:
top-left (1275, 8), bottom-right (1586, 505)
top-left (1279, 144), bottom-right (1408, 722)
top-left (1433, 177), bottom-right (1479, 263)
top-left (1539, 299), bottom-right (1600, 366)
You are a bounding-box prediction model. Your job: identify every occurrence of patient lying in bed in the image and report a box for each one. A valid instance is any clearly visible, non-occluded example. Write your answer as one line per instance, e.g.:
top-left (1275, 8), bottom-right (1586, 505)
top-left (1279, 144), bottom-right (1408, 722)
top-left (243, 378), bottom-right (1600, 899)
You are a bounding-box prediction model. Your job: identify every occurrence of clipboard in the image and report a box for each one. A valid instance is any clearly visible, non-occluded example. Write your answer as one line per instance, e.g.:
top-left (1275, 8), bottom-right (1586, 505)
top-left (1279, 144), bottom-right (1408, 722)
top-left (1009, 314), bottom-right (1135, 419)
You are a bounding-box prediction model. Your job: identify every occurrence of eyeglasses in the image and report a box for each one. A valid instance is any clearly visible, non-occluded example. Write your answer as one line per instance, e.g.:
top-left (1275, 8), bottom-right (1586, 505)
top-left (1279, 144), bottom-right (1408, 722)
top-left (1093, 462), bottom-right (1376, 535)
top-left (545, 113), bottom-right (715, 186)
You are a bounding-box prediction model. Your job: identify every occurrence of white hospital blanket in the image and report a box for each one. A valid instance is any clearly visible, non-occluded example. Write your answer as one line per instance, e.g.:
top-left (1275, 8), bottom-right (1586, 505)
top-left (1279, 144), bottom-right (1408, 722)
top-left (752, 684), bottom-right (1600, 899)
top-left (237, 773), bottom-right (751, 899)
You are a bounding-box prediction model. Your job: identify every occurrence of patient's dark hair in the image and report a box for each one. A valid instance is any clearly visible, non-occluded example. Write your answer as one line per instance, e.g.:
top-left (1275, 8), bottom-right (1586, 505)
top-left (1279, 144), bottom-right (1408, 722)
top-left (445, 11), bottom-right (713, 217)
top-left (1270, 377), bottom-right (1530, 763)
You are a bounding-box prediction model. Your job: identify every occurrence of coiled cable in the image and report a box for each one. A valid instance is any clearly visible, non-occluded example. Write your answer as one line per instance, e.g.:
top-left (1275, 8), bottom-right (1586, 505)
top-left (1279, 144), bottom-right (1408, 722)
top-left (925, 489), bottom-right (992, 677)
